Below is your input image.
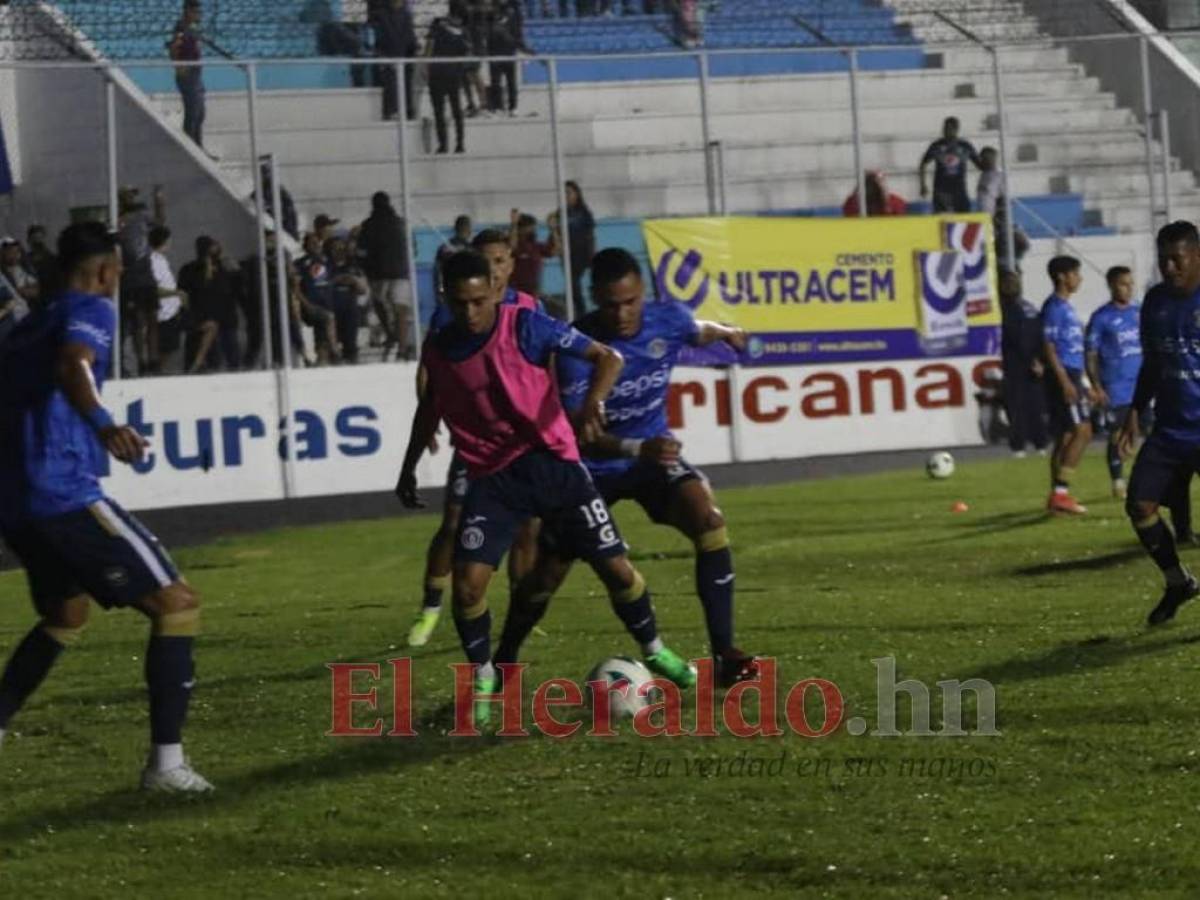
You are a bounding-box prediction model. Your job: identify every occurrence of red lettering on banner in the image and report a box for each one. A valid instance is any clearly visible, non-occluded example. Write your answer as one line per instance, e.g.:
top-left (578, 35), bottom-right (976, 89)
top-left (386, 658), bottom-right (415, 737)
top-left (632, 679), bottom-right (686, 737)
top-left (914, 364), bottom-right (964, 408)
top-left (668, 382), bottom-right (705, 430)
top-left (715, 378), bottom-right (732, 426)
top-left (744, 376), bottom-right (789, 423)
top-left (800, 373), bottom-right (851, 418)
top-left (972, 359), bottom-right (1002, 388)
top-left (326, 662), bottom-right (384, 737)
top-left (532, 677), bottom-right (584, 739)
top-left (857, 368), bottom-right (905, 415)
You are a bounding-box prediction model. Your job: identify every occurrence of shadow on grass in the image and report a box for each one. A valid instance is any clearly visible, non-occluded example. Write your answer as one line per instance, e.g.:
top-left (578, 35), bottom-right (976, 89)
top-left (928, 509), bottom-right (1053, 543)
top-left (956, 628), bottom-right (1200, 686)
top-left (1012, 547), bottom-right (1145, 577)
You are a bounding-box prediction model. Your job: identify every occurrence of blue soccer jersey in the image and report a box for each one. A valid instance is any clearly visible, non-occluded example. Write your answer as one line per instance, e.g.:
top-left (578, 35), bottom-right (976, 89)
top-left (1140, 283), bottom-right (1200, 445)
top-left (556, 300), bottom-right (700, 477)
top-left (0, 290), bottom-right (116, 521)
top-left (1042, 294), bottom-right (1085, 372)
top-left (1085, 301), bottom-right (1142, 407)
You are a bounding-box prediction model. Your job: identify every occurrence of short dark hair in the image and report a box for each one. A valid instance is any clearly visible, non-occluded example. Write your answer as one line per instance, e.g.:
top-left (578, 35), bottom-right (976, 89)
top-left (471, 229), bottom-right (510, 251)
top-left (1106, 265), bottom-right (1132, 285)
top-left (944, 116), bottom-right (960, 129)
top-left (441, 249), bottom-right (491, 292)
top-left (57, 222), bottom-right (118, 275)
top-left (453, 214), bottom-right (471, 231)
top-left (590, 247), bottom-right (642, 293)
top-left (980, 146), bottom-right (997, 157)
top-left (149, 225), bottom-right (171, 249)
top-left (26, 224), bottom-right (44, 238)
top-left (1157, 220), bottom-right (1200, 249)
top-left (1047, 255), bottom-right (1081, 282)
top-left (517, 213), bottom-right (537, 230)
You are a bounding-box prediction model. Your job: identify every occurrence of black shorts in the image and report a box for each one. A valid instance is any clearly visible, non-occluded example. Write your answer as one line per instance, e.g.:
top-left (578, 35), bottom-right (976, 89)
top-left (1128, 434), bottom-right (1200, 507)
top-left (1102, 404), bottom-right (1153, 435)
top-left (594, 457), bottom-right (705, 525)
top-left (445, 452), bottom-right (469, 506)
top-left (456, 450), bottom-right (626, 568)
top-left (1045, 369), bottom-right (1091, 436)
top-left (2, 499), bottom-right (179, 611)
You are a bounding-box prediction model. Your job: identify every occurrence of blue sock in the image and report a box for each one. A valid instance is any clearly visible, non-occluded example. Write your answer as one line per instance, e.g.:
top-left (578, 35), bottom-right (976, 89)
top-left (453, 609), bottom-right (493, 668)
top-left (0, 627), bottom-right (64, 728)
top-left (494, 592), bottom-right (549, 666)
top-left (145, 636), bottom-right (194, 745)
top-left (696, 547), bottom-right (735, 656)
top-left (610, 591), bottom-right (658, 648)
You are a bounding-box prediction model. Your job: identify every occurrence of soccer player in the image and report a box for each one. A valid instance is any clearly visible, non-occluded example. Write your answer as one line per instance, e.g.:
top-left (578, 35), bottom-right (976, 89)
top-left (396, 250), bottom-right (694, 725)
top-left (1086, 266), bottom-right (1142, 499)
top-left (1119, 221), bottom-right (1200, 625)
top-left (406, 229), bottom-right (542, 648)
top-left (1041, 255), bottom-right (1096, 514)
top-left (0, 223), bottom-right (211, 791)
top-left (494, 248), bottom-right (759, 687)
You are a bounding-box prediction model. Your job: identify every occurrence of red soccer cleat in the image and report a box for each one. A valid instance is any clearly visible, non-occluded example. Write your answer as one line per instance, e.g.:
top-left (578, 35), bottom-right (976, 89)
top-left (715, 649), bottom-right (761, 688)
top-left (1047, 492), bottom-right (1088, 515)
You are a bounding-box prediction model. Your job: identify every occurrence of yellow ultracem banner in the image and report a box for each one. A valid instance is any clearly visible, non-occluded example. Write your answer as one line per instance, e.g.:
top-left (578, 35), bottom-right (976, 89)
top-left (642, 215), bottom-right (1000, 365)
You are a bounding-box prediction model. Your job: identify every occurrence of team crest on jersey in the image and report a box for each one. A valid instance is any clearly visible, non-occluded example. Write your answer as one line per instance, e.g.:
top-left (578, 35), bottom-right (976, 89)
top-left (460, 527), bottom-right (485, 551)
top-left (103, 566), bottom-right (129, 587)
top-left (647, 338), bottom-right (668, 359)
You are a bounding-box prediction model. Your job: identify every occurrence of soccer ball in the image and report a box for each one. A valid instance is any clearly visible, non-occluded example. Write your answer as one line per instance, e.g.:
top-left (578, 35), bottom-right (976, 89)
top-left (926, 451), bottom-right (956, 480)
top-left (585, 656), bottom-right (654, 719)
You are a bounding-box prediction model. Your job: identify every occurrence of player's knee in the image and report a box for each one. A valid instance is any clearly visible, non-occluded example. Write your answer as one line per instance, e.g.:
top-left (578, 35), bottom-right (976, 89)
top-left (692, 510), bottom-right (728, 552)
top-left (42, 595), bottom-right (90, 645)
top-left (452, 583), bottom-right (488, 620)
top-left (145, 582), bottom-right (202, 636)
top-left (1128, 498), bottom-right (1159, 526)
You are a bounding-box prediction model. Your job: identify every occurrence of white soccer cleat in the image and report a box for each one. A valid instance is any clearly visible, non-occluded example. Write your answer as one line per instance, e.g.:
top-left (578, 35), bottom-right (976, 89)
top-left (140, 762), bottom-right (215, 793)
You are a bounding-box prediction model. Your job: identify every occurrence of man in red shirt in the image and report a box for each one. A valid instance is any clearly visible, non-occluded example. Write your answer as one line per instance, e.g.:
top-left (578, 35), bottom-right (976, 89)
top-left (843, 171), bottom-right (907, 217)
top-left (508, 209), bottom-right (557, 300)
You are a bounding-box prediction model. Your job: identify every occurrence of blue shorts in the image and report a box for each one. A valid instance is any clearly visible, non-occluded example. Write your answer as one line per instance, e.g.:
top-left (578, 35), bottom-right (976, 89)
top-left (1045, 369), bottom-right (1091, 436)
top-left (456, 450), bottom-right (626, 568)
top-left (445, 453), bottom-right (469, 506)
top-left (1, 498), bottom-right (179, 610)
top-left (1129, 435), bottom-right (1198, 507)
top-left (594, 457), bottom-right (704, 525)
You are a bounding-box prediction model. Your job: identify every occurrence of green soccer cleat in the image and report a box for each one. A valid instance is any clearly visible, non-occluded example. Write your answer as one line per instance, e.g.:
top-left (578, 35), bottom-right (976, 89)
top-left (473, 672), bottom-right (499, 728)
top-left (407, 609), bottom-right (441, 647)
top-left (644, 647), bottom-right (697, 689)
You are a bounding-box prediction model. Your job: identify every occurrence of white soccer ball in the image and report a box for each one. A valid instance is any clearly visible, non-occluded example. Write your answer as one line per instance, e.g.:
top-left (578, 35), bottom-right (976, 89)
top-left (926, 450), bottom-right (956, 480)
top-left (585, 656), bottom-right (654, 720)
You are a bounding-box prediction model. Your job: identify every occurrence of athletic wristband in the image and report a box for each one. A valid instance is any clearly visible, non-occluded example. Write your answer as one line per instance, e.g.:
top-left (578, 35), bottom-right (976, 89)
top-left (85, 406), bottom-right (116, 432)
top-left (619, 439), bottom-right (644, 458)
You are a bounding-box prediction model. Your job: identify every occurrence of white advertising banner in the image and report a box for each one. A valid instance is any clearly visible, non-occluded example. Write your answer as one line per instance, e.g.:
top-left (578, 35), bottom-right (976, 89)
top-left (98, 357), bottom-right (998, 512)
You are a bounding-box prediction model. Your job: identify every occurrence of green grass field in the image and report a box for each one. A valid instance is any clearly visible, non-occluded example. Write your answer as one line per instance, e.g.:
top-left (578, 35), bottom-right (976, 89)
top-left (2, 454), bottom-right (1200, 898)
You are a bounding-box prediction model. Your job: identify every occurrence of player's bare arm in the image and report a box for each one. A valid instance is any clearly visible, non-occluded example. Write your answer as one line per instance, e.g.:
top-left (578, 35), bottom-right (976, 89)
top-left (397, 391), bottom-right (440, 508)
top-left (1085, 349), bottom-right (1109, 407)
top-left (573, 342), bottom-right (624, 444)
top-left (582, 433), bottom-right (682, 465)
top-left (1120, 355), bottom-right (1158, 459)
top-left (57, 341), bottom-right (147, 464)
top-left (695, 320), bottom-right (748, 350)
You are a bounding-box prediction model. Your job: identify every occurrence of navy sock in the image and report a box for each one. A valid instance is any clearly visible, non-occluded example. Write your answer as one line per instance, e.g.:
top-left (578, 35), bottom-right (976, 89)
top-left (1171, 487), bottom-right (1193, 537)
top-left (0, 627), bottom-right (64, 729)
top-left (422, 583), bottom-right (445, 611)
top-left (610, 591), bottom-right (658, 648)
top-left (696, 547), bottom-right (735, 656)
top-left (494, 593), bottom-right (549, 667)
top-left (1107, 443), bottom-right (1124, 481)
top-left (145, 636), bottom-right (195, 745)
top-left (453, 609), bottom-right (493, 668)
top-left (1135, 518), bottom-right (1182, 577)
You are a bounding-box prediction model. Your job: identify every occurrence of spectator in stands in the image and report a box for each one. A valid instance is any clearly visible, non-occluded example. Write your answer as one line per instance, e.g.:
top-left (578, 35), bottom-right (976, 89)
top-left (842, 171), bottom-right (907, 217)
top-left (1, 237), bottom-right (39, 310)
top-left (358, 190), bottom-right (412, 360)
top-left (427, 1), bottom-right (470, 154)
top-left (0, 241), bottom-right (30, 346)
top-left (999, 268), bottom-right (1048, 456)
top-left (259, 165), bottom-right (299, 241)
top-left (509, 208), bottom-right (557, 298)
top-left (179, 235), bottom-right (241, 373)
top-left (435, 214), bottom-right (472, 297)
top-left (118, 184), bottom-right (167, 375)
top-left (669, 0), bottom-right (701, 48)
top-left (465, 0), bottom-right (494, 118)
top-left (169, 0), bottom-right (206, 149)
top-left (374, 0), bottom-right (420, 120)
top-left (148, 226), bottom-right (187, 372)
top-left (919, 117), bottom-right (980, 213)
top-left (23, 225), bottom-right (53, 295)
top-left (326, 236), bottom-right (369, 364)
top-left (489, 0), bottom-right (528, 115)
top-left (296, 232), bottom-right (341, 364)
top-left (564, 180), bottom-right (596, 311)
top-left (313, 213), bottom-right (341, 244)
top-left (240, 230), bottom-right (290, 368)
top-left (978, 146), bottom-right (1030, 271)
top-left (310, 0), bottom-right (373, 88)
